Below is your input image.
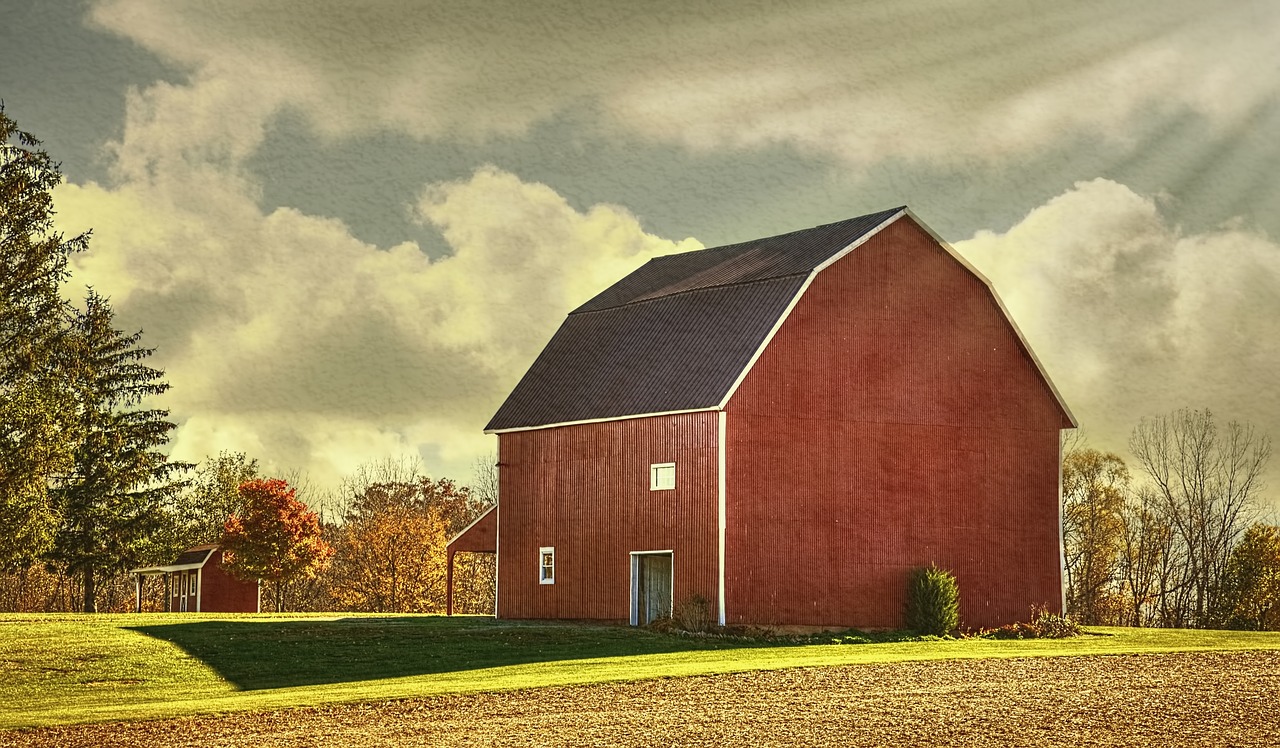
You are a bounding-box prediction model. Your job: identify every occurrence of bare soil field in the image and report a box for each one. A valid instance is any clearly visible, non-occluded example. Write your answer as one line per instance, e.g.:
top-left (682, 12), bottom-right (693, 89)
top-left (7, 650), bottom-right (1280, 747)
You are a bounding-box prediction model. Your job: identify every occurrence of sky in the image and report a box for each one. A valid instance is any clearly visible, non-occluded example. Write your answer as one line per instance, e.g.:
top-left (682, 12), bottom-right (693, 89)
top-left (2, 0), bottom-right (1278, 500)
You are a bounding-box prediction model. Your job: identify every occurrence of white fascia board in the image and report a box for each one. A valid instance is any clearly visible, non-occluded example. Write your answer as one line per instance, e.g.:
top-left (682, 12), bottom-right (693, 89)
top-left (902, 207), bottom-right (1078, 428)
top-left (129, 562), bottom-right (206, 575)
top-left (716, 209), bottom-right (906, 410)
top-left (486, 406), bottom-right (721, 435)
top-left (446, 503), bottom-right (498, 548)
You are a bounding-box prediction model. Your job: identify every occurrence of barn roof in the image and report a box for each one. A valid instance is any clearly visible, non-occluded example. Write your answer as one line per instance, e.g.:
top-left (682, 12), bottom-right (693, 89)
top-left (485, 207), bottom-right (1075, 432)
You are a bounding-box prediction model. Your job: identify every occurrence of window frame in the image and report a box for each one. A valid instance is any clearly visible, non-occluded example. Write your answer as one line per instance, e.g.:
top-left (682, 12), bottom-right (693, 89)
top-left (539, 546), bottom-right (555, 585)
top-left (650, 462), bottom-right (676, 491)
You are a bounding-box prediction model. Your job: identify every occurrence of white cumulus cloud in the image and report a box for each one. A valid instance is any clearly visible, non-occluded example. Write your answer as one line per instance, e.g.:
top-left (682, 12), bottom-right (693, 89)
top-left (957, 179), bottom-right (1280, 491)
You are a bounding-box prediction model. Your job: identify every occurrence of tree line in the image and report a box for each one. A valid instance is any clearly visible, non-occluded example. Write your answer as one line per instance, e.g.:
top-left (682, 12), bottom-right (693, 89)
top-left (1063, 408), bottom-right (1279, 630)
top-left (0, 107), bottom-right (494, 615)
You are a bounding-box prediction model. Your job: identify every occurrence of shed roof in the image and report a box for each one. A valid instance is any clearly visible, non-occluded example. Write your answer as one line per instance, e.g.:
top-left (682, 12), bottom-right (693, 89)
top-left (129, 545), bottom-right (217, 575)
top-left (485, 207), bottom-right (1075, 432)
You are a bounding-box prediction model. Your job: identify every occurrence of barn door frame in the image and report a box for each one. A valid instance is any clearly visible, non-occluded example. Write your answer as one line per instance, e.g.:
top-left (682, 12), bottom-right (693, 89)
top-left (629, 550), bottom-right (674, 626)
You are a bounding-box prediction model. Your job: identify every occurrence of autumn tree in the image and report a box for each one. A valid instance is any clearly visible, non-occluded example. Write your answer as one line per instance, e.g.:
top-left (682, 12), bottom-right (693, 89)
top-left (330, 498), bottom-right (450, 613)
top-left (1062, 445), bottom-right (1129, 624)
top-left (221, 478), bottom-right (333, 612)
top-left (0, 107), bottom-right (85, 567)
top-left (1221, 523), bottom-right (1280, 630)
top-left (326, 459), bottom-right (493, 613)
top-left (1129, 408), bottom-right (1271, 627)
top-left (50, 292), bottom-right (187, 613)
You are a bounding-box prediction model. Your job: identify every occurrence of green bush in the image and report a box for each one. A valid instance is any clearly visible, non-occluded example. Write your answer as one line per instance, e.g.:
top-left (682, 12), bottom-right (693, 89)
top-left (905, 564), bottom-right (959, 636)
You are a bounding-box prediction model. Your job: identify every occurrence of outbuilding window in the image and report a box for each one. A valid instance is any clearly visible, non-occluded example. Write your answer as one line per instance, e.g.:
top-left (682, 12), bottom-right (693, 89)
top-left (539, 547), bottom-right (555, 584)
top-left (650, 462), bottom-right (676, 491)
top-left (188, 574), bottom-right (196, 596)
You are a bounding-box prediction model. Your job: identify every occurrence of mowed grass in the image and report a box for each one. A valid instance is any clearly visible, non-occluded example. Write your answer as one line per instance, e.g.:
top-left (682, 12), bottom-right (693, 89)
top-left (4, 613), bottom-right (1280, 730)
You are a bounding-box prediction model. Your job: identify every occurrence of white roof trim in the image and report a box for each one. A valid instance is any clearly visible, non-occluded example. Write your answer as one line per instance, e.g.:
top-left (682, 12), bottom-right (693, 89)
top-left (446, 503), bottom-right (498, 548)
top-left (485, 406), bottom-right (721, 435)
top-left (716, 208), bottom-right (1076, 426)
top-left (902, 208), bottom-right (1077, 427)
top-left (716, 209), bottom-right (906, 409)
top-left (129, 562), bottom-right (205, 575)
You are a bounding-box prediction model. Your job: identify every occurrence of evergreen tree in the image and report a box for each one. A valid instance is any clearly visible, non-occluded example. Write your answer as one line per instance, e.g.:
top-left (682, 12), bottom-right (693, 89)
top-left (0, 107), bottom-right (86, 567)
top-left (50, 292), bottom-right (187, 612)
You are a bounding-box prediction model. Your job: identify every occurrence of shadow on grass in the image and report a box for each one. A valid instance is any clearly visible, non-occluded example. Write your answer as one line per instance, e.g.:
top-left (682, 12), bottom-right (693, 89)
top-left (126, 616), bottom-right (760, 691)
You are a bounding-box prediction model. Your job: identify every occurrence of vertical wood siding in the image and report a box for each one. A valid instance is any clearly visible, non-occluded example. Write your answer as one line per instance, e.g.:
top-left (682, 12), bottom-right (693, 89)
top-left (497, 412), bottom-right (719, 620)
top-left (725, 217), bottom-right (1070, 629)
top-left (194, 552), bottom-right (259, 613)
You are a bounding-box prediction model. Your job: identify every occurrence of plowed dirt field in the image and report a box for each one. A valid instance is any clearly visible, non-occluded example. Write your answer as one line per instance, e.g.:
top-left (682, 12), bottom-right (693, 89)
top-left (7, 650), bottom-right (1280, 747)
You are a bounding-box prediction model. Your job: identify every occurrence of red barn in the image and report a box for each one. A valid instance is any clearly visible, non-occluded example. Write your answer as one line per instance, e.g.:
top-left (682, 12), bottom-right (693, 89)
top-left (474, 207), bottom-right (1075, 630)
top-left (130, 545), bottom-right (260, 613)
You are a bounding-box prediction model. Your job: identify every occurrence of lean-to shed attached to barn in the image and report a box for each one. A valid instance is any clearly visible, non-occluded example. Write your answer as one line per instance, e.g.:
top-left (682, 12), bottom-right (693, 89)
top-left (482, 207), bottom-right (1075, 630)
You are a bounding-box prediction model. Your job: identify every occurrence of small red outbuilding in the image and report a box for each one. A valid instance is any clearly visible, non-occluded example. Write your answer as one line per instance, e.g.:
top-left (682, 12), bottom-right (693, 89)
top-left (480, 207), bottom-right (1076, 630)
top-left (130, 544), bottom-right (260, 613)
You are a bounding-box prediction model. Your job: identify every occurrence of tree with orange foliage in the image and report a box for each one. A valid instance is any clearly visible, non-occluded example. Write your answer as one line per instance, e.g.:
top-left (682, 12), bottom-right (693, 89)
top-left (329, 501), bottom-right (450, 613)
top-left (327, 464), bottom-right (492, 613)
top-left (221, 478), bottom-right (333, 612)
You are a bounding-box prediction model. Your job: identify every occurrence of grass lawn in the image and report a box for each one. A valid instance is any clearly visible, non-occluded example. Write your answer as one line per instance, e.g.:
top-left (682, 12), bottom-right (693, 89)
top-left (3, 613), bottom-right (1280, 730)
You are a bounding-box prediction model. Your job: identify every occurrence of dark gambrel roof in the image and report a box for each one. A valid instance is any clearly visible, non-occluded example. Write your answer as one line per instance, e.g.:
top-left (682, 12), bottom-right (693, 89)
top-left (485, 207), bottom-right (906, 432)
top-left (172, 546), bottom-right (216, 567)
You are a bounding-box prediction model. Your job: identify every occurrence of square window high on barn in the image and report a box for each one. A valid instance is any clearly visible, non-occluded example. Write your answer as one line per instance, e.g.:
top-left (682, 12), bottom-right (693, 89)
top-left (650, 463), bottom-right (676, 491)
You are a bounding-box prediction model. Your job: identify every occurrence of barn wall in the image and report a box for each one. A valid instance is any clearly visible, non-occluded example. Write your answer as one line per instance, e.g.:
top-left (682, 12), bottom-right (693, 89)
top-left (496, 411), bottom-right (719, 620)
top-left (724, 217), bottom-right (1069, 629)
top-left (200, 551), bottom-right (260, 613)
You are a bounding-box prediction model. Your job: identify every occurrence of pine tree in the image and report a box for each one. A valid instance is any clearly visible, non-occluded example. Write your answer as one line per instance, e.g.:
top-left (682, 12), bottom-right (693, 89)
top-left (50, 292), bottom-right (187, 612)
top-left (0, 107), bottom-right (86, 567)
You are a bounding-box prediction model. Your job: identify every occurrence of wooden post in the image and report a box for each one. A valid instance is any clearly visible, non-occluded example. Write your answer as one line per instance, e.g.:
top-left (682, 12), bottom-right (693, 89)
top-left (446, 549), bottom-right (455, 616)
top-left (135, 574), bottom-right (142, 613)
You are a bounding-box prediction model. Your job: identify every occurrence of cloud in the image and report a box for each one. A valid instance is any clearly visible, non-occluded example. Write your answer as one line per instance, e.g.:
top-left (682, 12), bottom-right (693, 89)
top-left (86, 0), bottom-right (1279, 165)
top-left (55, 165), bottom-right (699, 488)
top-left (956, 179), bottom-right (1280, 484)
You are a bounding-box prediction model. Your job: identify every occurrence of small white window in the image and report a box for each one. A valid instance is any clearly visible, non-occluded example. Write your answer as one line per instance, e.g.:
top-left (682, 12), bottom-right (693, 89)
top-left (650, 462), bottom-right (676, 491)
top-left (539, 547), bottom-right (555, 584)
top-left (189, 574), bottom-right (197, 596)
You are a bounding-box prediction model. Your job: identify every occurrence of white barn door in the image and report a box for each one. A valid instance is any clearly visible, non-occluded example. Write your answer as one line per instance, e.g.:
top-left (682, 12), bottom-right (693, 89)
top-left (630, 551), bottom-right (673, 625)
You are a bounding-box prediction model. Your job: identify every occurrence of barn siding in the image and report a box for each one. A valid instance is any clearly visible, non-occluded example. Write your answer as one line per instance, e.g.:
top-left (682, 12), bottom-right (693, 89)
top-left (199, 551), bottom-right (260, 613)
top-left (724, 217), bottom-right (1068, 629)
top-left (497, 412), bottom-right (719, 620)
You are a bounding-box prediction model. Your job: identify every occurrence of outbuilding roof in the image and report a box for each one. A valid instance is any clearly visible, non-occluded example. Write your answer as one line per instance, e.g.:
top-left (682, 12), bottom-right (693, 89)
top-left (129, 545), bottom-right (217, 575)
top-left (485, 207), bottom-right (1075, 432)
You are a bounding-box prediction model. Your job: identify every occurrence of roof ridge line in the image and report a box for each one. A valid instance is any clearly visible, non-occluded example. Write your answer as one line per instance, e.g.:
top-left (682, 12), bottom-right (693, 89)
top-left (569, 272), bottom-right (809, 315)
top-left (642, 206), bottom-right (909, 263)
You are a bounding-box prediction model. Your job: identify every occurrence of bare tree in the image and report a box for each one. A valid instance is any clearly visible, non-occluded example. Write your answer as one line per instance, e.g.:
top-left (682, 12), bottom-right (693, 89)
top-left (471, 453), bottom-right (499, 506)
top-left (1129, 408), bottom-right (1271, 627)
top-left (1117, 484), bottom-right (1176, 626)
